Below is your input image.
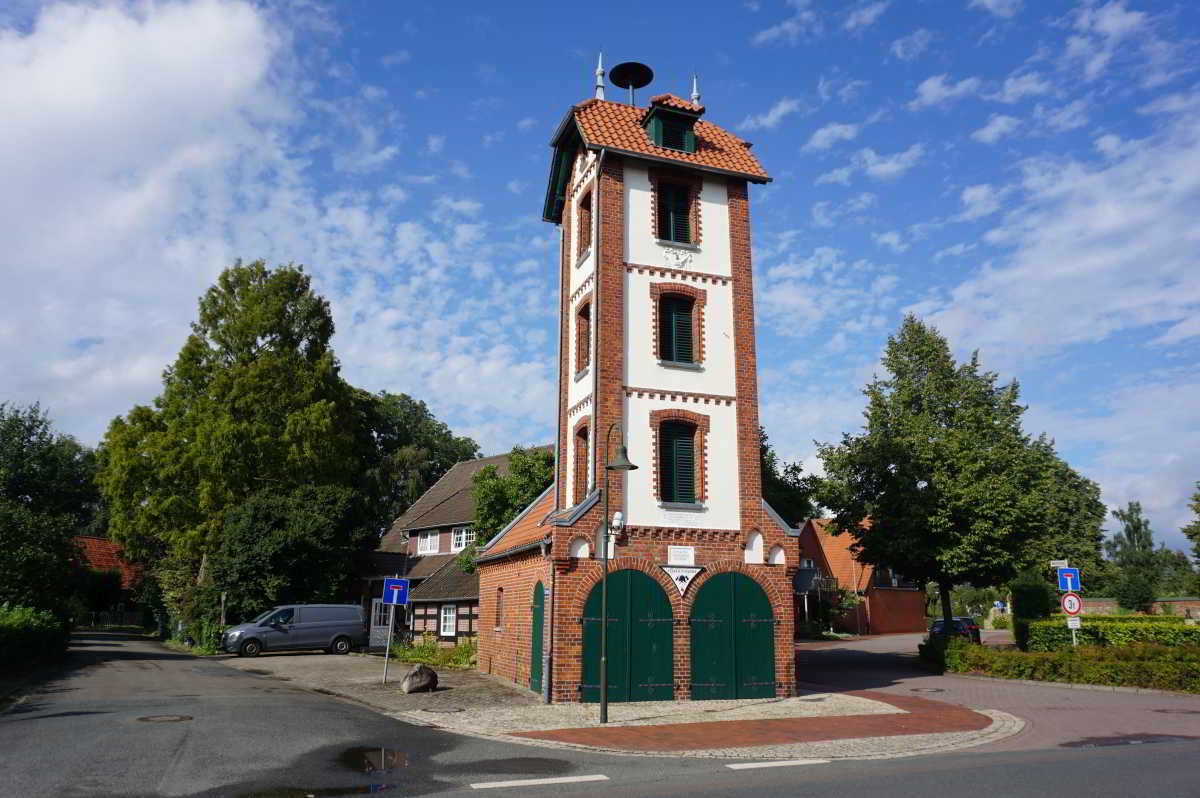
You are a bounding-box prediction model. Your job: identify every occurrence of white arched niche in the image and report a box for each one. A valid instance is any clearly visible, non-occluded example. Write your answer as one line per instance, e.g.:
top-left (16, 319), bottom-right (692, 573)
top-left (768, 544), bottom-right (786, 566)
top-left (568, 536), bottom-right (590, 559)
top-left (743, 530), bottom-right (764, 564)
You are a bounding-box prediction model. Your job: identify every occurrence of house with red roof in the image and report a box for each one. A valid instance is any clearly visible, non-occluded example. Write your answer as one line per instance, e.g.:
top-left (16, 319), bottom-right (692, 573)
top-left (75, 536), bottom-right (142, 590)
top-left (794, 519), bottom-right (926, 635)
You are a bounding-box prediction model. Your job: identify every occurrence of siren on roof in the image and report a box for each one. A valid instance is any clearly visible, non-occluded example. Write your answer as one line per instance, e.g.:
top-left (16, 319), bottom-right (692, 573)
top-left (609, 61), bottom-right (653, 105)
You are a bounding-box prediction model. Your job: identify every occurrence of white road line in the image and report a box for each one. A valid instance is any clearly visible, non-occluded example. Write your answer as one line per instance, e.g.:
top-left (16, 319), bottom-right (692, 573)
top-left (470, 774), bottom-right (611, 790)
top-left (726, 759), bottom-right (831, 770)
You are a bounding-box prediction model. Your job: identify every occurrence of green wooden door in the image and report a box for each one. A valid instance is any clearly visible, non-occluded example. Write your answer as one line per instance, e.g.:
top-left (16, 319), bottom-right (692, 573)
top-left (689, 573), bottom-right (775, 700)
top-left (582, 569), bottom-right (673, 702)
top-left (530, 581), bottom-right (544, 694)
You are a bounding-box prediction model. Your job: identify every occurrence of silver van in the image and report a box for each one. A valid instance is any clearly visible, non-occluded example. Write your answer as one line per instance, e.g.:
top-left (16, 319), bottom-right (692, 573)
top-left (221, 604), bottom-right (366, 656)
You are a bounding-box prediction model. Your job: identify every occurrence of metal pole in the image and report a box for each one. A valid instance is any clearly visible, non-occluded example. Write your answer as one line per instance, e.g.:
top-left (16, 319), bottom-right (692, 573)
top-left (1071, 628), bottom-right (1078, 648)
top-left (600, 427), bottom-right (611, 724)
top-left (382, 602), bottom-right (395, 685)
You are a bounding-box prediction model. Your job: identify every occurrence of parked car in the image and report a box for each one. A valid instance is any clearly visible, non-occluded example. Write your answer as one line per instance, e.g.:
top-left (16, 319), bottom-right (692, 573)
top-left (222, 604), bottom-right (366, 656)
top-left (928, 616), bottom-right (982, 644)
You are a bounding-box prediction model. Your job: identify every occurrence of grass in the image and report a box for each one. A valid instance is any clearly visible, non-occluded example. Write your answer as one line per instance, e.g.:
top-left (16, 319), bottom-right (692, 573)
top-left (390, 634), bottom-right (477, 669)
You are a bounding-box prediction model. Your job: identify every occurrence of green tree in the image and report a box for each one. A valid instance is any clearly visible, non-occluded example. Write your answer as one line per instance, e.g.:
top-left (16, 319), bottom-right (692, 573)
top-left (208, 485), bottom-right (371, 623)
top-left (1183, 482), bottom-right (1200, 567)
top-left (811, 315), bottom-right (1067, 638)
top-left (98, 260), bottom-right (367, 623)
top-left (1017, 436), bottom-right (1107, 579)
top-left (1107, 501), bottom-right (1159, 612)
top-left (458, 446), bottom-right (554, 572)
top-left (760, 427), bottom-right (814, 527)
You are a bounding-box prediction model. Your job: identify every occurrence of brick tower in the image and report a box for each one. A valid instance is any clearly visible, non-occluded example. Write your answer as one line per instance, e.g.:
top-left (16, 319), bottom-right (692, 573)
top-left (477, 66), bottom-right (798, 703)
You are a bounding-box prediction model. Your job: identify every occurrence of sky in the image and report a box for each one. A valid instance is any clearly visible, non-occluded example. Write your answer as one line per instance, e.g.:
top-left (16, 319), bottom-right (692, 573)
top-left (1, 0), bottom-right (1198, 553)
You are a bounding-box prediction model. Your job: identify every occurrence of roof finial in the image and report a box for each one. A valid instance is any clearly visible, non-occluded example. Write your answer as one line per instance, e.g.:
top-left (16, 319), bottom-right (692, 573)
top-left (594, 52), bottom-right (605, 101)
top-left (690, 73), bottom-right (701, 105)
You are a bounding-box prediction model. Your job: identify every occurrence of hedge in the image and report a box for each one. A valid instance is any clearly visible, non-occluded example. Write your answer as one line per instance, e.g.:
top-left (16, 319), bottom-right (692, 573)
top-left (0, 603), bottom-right (69, 669)
top-left (945, 639), bottom-right (1200, 693)
top-left (1026, 620), bottom-right (1200, 652)
top-left (1071, 615), bottom-right (1185, 624)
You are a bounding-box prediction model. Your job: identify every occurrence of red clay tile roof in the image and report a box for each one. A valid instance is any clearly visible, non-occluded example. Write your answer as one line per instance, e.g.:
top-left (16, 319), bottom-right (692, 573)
top-left (647, 93), bottom-right (705, 114)
top-left (570, 99), bottom-right (769, 182)
top-left (479, 486), bottom-right (555, 558)
top-left (804, 519), bottom-right (875, 592)
top-left (75, 536), bottom-right (141, 589)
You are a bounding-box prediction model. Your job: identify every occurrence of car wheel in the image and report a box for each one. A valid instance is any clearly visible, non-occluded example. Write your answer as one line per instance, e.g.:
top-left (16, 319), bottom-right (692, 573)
top-left (241, 639), bottom-right (262, 657)
top-left (330, 636), bottom-right (352, 655)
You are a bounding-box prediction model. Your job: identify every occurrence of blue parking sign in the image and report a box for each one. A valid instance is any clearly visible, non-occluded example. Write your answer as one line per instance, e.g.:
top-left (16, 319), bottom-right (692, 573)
top-left (1056, 568), bottom-right (1081, 592)
top-left (382, 578), bottom-right (410, 605)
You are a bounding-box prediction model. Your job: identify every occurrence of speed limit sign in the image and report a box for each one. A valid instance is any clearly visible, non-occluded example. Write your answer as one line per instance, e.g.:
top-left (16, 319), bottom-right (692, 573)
top-left (1061, 592), bottom-right (1082, 616)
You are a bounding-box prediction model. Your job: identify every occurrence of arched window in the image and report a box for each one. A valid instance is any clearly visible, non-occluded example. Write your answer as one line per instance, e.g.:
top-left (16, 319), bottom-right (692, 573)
top-left (575, 300), bottom-right (591, 373)
top-left (568, 536), bottom-right (590, 558)
top-left (657, 294), bottom-right (695, 364)
top-left (768, 544), bottom-right (786, 566)
top-left (658, 420), bottom-right (697, 504)
top-left (574, 423), bottom-right (590, 503)
top-left (744, 530), bottom-right (764, 564)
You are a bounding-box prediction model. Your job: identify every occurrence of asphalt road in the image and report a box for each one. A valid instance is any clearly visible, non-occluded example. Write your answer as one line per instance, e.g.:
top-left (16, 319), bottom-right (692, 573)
top-left (1, 633), bottom-right (1198, 797)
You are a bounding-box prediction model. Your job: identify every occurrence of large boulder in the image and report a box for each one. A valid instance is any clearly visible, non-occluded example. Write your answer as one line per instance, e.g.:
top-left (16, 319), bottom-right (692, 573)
top-left (400, 664), bottom-right (438, 694)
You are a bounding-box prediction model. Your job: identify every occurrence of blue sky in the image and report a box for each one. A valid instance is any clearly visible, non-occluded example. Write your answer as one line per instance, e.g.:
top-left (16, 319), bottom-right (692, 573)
top-left (2, 0), bottom-right (1198, 552)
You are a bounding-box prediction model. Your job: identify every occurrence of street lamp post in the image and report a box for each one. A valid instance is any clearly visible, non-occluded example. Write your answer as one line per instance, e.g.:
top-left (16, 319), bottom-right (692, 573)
top-left (600, 420), bottom-right (637, 725)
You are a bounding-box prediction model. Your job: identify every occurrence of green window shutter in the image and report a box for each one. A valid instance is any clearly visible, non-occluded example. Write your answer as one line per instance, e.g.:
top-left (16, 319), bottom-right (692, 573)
top-left (659, 295), bottom-right (694, 362)
top-left (683, 126), bottom-right (695, 153)
top-left (657, 183), bottom-right (691, 243)
top-left (660, 422), bottom-right (696, 504)
top-left (662, 118), bottom-right (686, 150)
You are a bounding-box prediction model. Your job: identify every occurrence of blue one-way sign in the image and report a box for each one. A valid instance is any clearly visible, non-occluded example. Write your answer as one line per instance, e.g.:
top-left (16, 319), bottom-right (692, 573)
top-left (1057, 568), bottom-right (1081, 592)
top-left (382, 577), bottom-right (410, 605)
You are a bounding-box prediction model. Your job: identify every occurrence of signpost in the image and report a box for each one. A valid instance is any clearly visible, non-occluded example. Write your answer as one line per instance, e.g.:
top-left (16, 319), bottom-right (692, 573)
top-left (1056, 567), bottom-right (1081, 592)
top-left (1061, 589), bottom-right (1083, 647)
top-left (381, 577), bottom-right (410, 685)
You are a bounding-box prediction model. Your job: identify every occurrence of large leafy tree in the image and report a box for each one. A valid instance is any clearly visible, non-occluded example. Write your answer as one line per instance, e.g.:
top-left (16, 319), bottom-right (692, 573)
top-left (760, 427), bottom-right (815, 527)
top-left (457, 446), bottom-right (554, 572)
top-left (1106, 501), bottom-right (1160, 612)
top-left (0, 402), bottom-right (100, 614)
top-left (811, 315), bottom-right (1070, 635)
top-left (1017, 435), bottom-right (1107, 578)
top-left (1183, 482), bottom-right (1200, 566)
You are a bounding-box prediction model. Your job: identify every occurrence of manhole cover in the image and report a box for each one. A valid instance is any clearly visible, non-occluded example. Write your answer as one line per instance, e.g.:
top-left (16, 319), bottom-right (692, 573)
top-left (137, 715), bottom-right (193, 723)
top-left (910, 688), bottom-right (945, 693)
top-left (420, 707), bottom-right (464, 713)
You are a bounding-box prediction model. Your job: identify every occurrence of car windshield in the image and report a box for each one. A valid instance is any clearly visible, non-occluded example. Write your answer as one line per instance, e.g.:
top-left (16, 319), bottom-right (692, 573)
top-left (250, 609), bottom-right (276, 624)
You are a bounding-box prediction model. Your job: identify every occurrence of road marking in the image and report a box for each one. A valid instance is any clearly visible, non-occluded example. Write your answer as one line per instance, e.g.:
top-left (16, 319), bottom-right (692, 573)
top-left (470, 774), bottom-right (610, 790)
top-left (726, 759), bottom-right (830, 770)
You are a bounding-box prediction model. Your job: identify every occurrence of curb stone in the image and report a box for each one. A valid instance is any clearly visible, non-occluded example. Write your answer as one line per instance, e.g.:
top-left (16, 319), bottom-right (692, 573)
top-left (946, 672), bottom-right (1200, 698)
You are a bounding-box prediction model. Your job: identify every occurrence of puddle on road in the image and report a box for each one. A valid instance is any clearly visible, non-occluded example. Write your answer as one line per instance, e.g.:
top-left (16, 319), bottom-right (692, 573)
top-left (137, 714), bottom-right (193, 723)
top-left (1152, 708), bottom-right (1200, 715)
top-left (1061, 733), bottom-right (1200, 748)
top-left (337, 747), bottom-right (408, 775)
top-left (240, 788), bottom-right (396, 796)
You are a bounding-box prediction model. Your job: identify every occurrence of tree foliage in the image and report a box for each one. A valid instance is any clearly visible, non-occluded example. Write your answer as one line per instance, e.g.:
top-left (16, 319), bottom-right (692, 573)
top-left (810, 315), bottom-right (1086, 634)
top-left (1183, 482), bottom-right (1200, 567)
top-left (459, 446), bottom-right (554, 572)
top-left (760, 427), bottom-right (814, 527)
top-left (1105, 501), bottom-right (1196, 610)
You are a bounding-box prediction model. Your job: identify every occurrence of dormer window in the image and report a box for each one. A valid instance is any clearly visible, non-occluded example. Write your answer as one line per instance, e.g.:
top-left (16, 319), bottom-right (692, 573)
top-left (647, 112), bottom-right (696, 153)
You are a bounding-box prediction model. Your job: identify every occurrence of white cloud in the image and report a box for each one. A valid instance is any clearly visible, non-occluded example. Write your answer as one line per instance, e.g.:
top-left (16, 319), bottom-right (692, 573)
top-left (803, 122), bottom-right (859, 150)
top-left (381, 50), bottom-right (411, 67)
top-left (989, 71), bottom-right (1052, 103)
top-left (739, 97), bottom-right (805, 131)
top-left (858, 144), bottom-right (925, 180)
top-left (971, 113), bottom-right (1021, 143)
top-left (907, 74), bottom-right (982, 110)
top-left (873, 230), bottom-right (908, 252)
top-left (955, 183), bottom-right (1004, 220)
top-left (811, 192), bottom-right (876, 227)
top-left (516, 116), bottom-right (537, 131)
top-left (891, 28), bottom-right (932, 61)
top-left (1035, 99), bottom-right (1088, 132)
top-left (934, 242), bottom-right (977, 261)
top-left (815, 165), bottom-right (854, 186)
top-left (425, 134), bottom-right (445, 154)
top-left (1064, 0), bottom-right (1150, 82)
top-left (752, 0), bottom-right (821, 45)
top-left (817, 75), bottom-right (869, 104)
top-left (505, 179), bottom-right (527, 195)
top-left (449, 160), bottom-right (471, 179)
top-left (844, 1), bottom-right (889, 32)
top-left (969, 0), bottom-right (1022, 18)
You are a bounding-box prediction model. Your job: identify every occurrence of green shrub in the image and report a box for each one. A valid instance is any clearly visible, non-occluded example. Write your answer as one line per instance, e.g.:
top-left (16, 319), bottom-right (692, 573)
top-left (1010, 571), bottom-right (1055, 620)
top-left (1075, 614), bottom-right (1184, 624)
top-left (1026, 620), bottom-right (1200, 652)
top-left (391, 633), bottom-right (477, 669)
top-left (0, 603), bottom-right (69, 668)
top-left (990, 614), bottom-right (1011, 630)
top-left (946, 643), bottom-right (1200, 693)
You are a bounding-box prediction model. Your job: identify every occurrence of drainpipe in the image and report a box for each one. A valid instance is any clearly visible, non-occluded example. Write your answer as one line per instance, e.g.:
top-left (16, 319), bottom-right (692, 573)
top-left (544, 537), bottom-right (554, 704)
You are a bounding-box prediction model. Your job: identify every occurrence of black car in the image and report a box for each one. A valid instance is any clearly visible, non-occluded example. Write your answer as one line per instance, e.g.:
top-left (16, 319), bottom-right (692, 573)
top-left (928, 616), bottom-right (982, 644)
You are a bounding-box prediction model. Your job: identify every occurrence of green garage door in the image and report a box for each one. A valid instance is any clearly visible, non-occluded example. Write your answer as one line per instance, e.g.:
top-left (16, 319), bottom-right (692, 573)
top-left (530, 581), bottom-right (544, 694)
top-left (689, 572), bottom-right (775, 700)
top-left (581, 569), bottom-right (674, 702)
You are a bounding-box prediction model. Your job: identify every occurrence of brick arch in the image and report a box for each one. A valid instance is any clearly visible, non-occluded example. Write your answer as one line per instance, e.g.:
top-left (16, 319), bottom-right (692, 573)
top-left (570, 556), bottom-right (685, 621)
top-left (649, 282), bottom-right (707, 364)
top-left (682, 560), bottom-right (787, 614)
top-left (649, 408), bottom-right (710, 503)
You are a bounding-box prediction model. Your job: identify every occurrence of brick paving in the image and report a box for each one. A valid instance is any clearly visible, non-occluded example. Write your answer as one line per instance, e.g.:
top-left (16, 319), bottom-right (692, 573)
top-left (510, 690), bottom-right (990, 751)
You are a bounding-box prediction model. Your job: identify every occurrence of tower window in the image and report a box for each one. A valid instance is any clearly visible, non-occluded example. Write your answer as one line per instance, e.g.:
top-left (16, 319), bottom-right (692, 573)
top-left (577, 191), bottom-right (592, 258)
top-left (658, 294), bottom-right (694, 363)
top-left (575, 300), bottom-right (591, 374)
top-left (574, 422), bottom-right (590, 503)
top-left (656, 181), bottom-right (691, 243)
top-left (659, 421), bottom-right (697, 504)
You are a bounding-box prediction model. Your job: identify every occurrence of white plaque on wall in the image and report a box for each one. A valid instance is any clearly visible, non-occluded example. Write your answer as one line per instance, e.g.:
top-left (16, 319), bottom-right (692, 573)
top-left (661, 566), bottom-right (703, 596)
top-left (667, 545), bottom-right (695, 566)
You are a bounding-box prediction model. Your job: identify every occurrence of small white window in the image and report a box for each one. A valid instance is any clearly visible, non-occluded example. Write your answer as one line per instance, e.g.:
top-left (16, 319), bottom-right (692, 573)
top-left (440, 604), bottom-right (457, 637)
top-left (451, 526), bottom-right (471, 553)
top-left (417, 530), bottom-right (438, 554)
top-left (568, 537), bottom-right (590, 559)
top-left (768, 544), bottom-right (786, 566)
top-left (743, 530), bottom-right (764, 564)
top-left (800, 558), bottom-right (815, 569)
